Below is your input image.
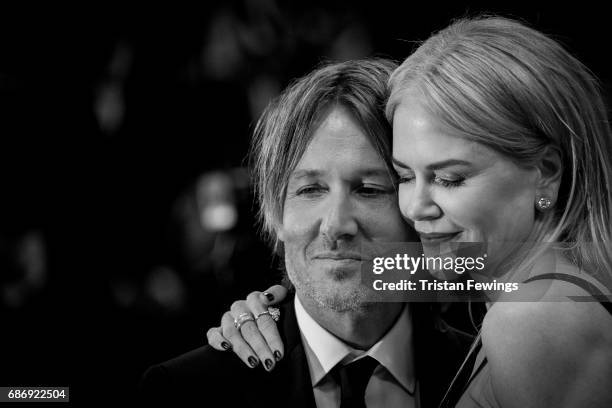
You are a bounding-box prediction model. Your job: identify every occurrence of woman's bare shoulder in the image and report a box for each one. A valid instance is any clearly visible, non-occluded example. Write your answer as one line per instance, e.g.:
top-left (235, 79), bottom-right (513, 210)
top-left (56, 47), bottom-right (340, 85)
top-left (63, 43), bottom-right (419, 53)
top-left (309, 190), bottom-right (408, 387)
top-left (480, 300), bottom-right (612, 407)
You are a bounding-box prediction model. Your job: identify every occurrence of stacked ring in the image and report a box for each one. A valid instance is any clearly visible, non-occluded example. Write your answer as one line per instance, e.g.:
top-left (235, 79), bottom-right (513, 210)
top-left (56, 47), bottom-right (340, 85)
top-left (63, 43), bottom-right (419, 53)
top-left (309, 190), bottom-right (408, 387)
top-left (255, 307), bottom-right (281, 322)
top-left (234, 312), bottom-right (255, 330)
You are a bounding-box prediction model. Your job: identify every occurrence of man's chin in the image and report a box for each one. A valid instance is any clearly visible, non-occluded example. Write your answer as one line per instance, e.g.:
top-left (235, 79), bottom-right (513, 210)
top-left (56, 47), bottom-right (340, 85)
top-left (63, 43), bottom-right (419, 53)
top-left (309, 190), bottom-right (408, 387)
top-left (319, 263), bottom-right (363, 281)
top-left (310, 283), bottom-right (382, 312)
top-left (286, 265), bottom-right (380, 311)
top-left (327, 268), bottom-right (360, 282)
top-left (317, 294), bottom-right (369, 312)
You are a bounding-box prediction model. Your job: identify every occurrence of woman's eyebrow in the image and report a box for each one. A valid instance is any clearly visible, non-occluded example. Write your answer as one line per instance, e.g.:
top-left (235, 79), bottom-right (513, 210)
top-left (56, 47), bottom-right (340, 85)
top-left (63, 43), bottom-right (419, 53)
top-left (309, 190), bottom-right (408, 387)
top-left (391, 157), bottom-right (411, 169)
top-left (426, 159), bottom-right (471, 170)
top-left (393, 157), bottom-right (471, 170)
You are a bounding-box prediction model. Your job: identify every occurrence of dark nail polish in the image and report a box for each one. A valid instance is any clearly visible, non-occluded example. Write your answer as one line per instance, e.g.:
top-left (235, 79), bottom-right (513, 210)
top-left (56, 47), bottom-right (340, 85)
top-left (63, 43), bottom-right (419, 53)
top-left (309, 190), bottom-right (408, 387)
top-left (221, 342), bottom-right (231, 350)
top-left (274, 350), bottom-right (282, 361)
top-left (248, 356), bottom-right (258, 367)
top-left (264, 292), bottom-right (274, 302)
top-left (265, 359), bottom-right (274, 370)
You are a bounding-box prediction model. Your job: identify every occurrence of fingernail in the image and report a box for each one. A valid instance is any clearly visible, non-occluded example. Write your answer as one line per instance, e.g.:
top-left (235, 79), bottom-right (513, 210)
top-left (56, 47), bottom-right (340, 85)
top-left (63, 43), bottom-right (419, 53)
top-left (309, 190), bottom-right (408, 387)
top-left (265, 359), bottom-right (274, 370)
top-left (248, 356), bottom-right (259, 367)
top-left (263, 292), bottom-right (274, 302)
top-left (274, 350), bottom-right (282, 361)
top-left (221, 342), bottom-right (231, 350)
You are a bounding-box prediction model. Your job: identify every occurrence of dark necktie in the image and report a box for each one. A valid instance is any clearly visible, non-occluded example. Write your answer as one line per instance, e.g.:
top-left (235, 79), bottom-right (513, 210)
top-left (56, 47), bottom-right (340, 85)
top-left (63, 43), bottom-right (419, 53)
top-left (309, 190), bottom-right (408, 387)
top-left (336, 356), bottom-right (379, 408)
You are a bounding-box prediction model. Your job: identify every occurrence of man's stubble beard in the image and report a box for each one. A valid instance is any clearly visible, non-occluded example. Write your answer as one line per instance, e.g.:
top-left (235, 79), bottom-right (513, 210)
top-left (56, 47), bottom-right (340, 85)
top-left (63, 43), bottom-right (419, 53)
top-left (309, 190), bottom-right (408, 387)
top-left (284, 262), bottom-right (379, 313)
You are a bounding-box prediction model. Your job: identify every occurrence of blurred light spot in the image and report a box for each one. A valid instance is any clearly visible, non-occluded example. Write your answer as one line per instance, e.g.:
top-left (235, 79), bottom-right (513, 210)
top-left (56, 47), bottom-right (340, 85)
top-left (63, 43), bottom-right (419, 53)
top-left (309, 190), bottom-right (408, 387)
top-left (201, 10), bottom-right (243, 80)
top-left (200, 203), bottom-right (237, 232)
top-left (94, 82), bottom-right (125, 134)
top-left (195, 171), bottom-right (238, 232)
top-left (145, 266), bottom-right (185, 312)
top-left (19, 231), bottom-right (47, 290)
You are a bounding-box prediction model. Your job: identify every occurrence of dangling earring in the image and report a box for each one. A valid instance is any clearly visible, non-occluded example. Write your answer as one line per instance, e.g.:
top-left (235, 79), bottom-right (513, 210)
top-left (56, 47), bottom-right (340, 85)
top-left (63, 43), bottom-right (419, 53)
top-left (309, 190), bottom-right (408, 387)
top-left (536, 197), bottom-right (553, 211)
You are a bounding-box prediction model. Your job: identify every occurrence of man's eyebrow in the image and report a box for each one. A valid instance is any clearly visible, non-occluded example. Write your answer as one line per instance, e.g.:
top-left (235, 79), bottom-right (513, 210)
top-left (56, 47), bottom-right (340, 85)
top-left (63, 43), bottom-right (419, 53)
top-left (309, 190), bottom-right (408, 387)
top-left (392, 157), bottom-right (471, 170)
top-left (360, 168), bottom-right (393, 178)
top-left (290, 169), bottom-right (323, 179)
top-left (290, 168), bottom-right (391, 179)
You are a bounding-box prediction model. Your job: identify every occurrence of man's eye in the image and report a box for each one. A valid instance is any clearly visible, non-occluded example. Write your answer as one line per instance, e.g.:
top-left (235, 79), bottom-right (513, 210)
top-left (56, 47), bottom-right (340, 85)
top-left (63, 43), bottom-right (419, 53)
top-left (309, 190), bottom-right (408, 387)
top-left (433, 175), bottom-right (465, 188)
top-left (357, 185), bottom-right (388, 196)
top-left (296, 185), bottom-right (325, 196)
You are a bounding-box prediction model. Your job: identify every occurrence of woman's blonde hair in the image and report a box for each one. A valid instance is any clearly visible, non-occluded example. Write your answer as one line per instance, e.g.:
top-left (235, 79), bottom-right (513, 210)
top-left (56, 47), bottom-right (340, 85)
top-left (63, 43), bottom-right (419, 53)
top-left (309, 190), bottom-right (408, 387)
top-left (387, 16), bottom-right (612, 288)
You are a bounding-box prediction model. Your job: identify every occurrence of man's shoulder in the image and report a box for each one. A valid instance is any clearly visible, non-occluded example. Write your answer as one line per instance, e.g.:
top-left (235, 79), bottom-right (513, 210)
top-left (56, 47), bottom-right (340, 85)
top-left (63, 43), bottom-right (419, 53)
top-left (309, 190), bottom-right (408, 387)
top-left (139, 345), bottom-right (255, 404)
top-left (138, 299), bottom-right (303, 405)
top-left (144, 344), bottom-right (246, 382)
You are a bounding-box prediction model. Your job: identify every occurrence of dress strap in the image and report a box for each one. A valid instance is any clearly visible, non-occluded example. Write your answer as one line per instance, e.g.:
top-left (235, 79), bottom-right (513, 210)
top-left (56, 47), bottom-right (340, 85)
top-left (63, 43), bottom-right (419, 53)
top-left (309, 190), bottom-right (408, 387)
top-left (523, 273), bottom-right (612, 315)
top-left (438, 338), bottom-right (484, 408)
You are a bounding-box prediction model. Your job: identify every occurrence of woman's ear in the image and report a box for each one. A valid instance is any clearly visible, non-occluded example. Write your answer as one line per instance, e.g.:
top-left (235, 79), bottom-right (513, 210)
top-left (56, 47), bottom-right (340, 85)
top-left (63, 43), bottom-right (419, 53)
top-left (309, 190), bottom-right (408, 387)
top-left (535, 145), bottom-right (563, 205)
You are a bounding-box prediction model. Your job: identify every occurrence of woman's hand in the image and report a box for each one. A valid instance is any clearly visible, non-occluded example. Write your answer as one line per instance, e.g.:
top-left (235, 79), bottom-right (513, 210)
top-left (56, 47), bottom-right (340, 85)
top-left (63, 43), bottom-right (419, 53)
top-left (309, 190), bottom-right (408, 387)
top-left (206, 285), bottom-right (288, 371)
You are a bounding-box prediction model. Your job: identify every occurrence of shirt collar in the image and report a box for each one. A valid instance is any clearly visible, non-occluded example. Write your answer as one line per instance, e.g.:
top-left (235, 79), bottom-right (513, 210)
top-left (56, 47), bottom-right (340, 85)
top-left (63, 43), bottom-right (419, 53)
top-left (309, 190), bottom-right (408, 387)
top-left (294, 296), bottom-right (414, 392)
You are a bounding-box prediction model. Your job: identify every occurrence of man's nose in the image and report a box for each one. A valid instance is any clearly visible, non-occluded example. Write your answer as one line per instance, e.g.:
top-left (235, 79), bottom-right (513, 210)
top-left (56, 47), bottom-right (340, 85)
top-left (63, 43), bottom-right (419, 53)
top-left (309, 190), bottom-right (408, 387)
top-left (320, 192), bottom-right (358, 242)
top-left (402, 181), bottom-right (441, 222)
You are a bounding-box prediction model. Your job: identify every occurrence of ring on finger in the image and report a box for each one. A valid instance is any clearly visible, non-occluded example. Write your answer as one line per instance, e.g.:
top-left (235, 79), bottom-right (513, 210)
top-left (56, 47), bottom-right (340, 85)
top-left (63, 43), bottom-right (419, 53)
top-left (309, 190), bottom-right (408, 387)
top-left (255, 307), bottom-right (281, 322)
top-left (234, 312), bottom-right (255, 330)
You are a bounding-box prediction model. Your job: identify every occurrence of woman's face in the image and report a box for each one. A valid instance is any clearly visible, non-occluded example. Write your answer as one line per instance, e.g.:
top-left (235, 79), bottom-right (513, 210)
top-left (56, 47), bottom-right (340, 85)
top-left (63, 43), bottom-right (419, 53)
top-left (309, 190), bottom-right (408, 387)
top-left (392, 95), bottom-right (540, 271)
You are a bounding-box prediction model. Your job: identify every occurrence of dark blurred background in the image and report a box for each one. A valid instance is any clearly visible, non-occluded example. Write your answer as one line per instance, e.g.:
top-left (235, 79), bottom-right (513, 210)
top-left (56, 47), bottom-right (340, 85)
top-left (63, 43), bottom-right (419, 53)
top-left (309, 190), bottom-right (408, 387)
top-left (1, 2), bottom-right (610, 404)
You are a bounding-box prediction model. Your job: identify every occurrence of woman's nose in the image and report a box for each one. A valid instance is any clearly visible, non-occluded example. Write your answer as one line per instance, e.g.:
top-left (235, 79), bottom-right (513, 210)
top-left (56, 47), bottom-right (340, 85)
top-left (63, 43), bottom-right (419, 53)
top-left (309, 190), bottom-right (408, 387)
top-left (401, 181), bottom-right (441, 222)
top-left (320, 193), bottom-right (358, 242)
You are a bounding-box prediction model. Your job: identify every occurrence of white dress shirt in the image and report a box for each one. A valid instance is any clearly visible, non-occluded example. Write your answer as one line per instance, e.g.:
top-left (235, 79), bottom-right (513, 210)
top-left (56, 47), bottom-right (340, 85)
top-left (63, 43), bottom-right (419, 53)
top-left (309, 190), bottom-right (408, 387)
top-left (294, 296), bottom-right (417, 408)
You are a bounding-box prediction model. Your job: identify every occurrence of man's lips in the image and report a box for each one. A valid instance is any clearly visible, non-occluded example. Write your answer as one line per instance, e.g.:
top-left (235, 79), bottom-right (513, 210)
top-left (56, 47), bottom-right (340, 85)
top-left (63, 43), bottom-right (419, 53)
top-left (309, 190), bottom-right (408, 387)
top-left (313, 252), bottom-right (364, 261)
top-left (417, 231), bottom-right (462, 244)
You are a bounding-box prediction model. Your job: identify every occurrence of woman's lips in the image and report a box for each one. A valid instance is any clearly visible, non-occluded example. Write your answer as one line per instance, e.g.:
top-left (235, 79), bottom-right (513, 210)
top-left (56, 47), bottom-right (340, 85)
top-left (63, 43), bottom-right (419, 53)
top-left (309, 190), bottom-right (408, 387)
top-left (418, 231), bottom-right (462, 244)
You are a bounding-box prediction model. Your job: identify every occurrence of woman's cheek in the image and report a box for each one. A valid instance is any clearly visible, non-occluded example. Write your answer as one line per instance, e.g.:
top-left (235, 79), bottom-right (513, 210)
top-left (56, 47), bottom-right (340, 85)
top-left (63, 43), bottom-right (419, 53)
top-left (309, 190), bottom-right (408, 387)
top-left (438, 190), bottom-right (489, 236)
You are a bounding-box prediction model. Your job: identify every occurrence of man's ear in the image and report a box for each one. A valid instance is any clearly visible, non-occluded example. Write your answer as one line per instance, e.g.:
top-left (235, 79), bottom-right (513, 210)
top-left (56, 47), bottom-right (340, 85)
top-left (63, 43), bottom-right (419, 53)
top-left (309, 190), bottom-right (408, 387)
top-left (535, 145), bottom-right (563, 205)
top-left (273, 225), bottom-right (286, 259)
top-left (276, 224), bottom-right (285, 243)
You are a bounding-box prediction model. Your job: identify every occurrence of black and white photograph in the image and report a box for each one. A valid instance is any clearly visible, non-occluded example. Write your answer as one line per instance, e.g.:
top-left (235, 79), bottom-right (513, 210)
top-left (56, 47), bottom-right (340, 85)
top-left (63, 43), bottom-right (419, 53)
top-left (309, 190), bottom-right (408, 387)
top-left (2, 2), bottom-right (612, 406)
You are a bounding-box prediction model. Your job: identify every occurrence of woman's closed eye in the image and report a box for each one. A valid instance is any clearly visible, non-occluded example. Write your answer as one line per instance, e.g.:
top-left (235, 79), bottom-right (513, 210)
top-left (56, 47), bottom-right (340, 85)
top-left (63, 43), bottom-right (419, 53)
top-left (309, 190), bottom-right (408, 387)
top-left (433, 175), bottom-right (465, 188)
top-left (397, 173), bottom-right (415, 184)
top-left (397, 173), bottom-right (465, 188)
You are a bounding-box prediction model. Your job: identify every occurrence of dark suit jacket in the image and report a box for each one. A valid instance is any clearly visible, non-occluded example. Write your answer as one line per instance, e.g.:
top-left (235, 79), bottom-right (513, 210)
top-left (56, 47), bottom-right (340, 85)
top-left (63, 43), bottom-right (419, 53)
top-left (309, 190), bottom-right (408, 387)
top-left (139, 297), bottom-right (471, 407)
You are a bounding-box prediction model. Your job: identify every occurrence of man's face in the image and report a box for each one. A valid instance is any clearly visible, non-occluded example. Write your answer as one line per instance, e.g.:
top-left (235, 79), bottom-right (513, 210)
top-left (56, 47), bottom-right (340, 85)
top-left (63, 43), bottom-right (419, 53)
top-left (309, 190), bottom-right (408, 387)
top-left (278, 106), bottom-right (411, 312)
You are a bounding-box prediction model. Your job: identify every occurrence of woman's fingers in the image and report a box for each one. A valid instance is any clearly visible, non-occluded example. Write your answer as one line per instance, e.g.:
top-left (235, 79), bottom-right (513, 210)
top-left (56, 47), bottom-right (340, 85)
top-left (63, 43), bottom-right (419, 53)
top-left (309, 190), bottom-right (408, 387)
top-left (220, 311), bottom-right (260, 369)
top-left (206, 326), bottom-right (232, 351)
top-left (230, 300), bottom-right (276, 371)
top-left (246, 292), bottom-right (284, 361)
top-left (259, 285), bottom-right (288, 305)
